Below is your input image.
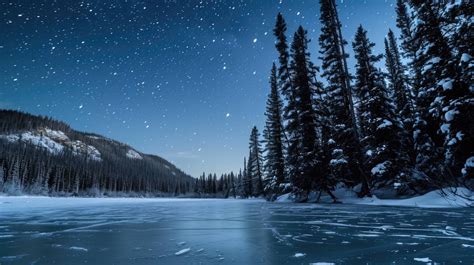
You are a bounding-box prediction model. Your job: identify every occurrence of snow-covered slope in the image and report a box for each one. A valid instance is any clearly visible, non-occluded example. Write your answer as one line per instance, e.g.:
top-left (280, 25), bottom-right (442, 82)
top-left (126, 149), bottom-right (143, 160)
top-left (0, 127), bottom-right (101, 161)
top-left (0, 110), bottom-right (195, 196)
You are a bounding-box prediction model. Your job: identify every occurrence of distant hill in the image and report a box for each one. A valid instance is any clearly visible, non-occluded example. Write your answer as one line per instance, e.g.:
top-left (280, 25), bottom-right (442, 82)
top-left (0, 110), bottom-right (195, 196)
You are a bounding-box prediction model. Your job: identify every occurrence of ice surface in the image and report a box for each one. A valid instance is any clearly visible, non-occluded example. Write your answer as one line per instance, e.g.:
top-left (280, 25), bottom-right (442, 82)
top-left (0, 197), bottom-right (473, 264)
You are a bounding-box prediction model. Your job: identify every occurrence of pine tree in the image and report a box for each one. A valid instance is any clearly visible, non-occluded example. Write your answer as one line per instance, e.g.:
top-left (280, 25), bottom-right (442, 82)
top-left (395, 0), bottom-right (422, 96)
top-left (274, 13), bottom-right (299, 182)
top-left (248, 126), bottom-right (263, 196)
top-left (0, 163), bottom-right (4, 192)
top-left (436, 1), bottom-right (474, 181)
top-left (288, 26), bottom-right (320, 195)
top-left (409, 1), bottom-right (452, 184)
top-left (353, 25), bottom-right (411, 192)
top-left (318, 0), bottom-right (369, 195)
top-left (237, 169), bottom-right (244, 197)
top-left (385, 29), bottom-right (415, 133)
top-left (243, 156), bottom-right (252, 197)
top-left (263, 63), bottom-right (285, 192)
top-left (274, 13), bottom-right (292, 101)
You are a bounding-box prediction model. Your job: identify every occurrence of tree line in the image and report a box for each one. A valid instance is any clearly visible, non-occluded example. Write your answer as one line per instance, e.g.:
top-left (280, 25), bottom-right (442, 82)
top-left (240, 0), bottom-right (472, 201)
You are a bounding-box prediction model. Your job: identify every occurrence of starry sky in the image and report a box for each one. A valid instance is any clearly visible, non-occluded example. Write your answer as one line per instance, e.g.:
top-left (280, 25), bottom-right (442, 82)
top-left (1, 0), bottom-right (399, 177)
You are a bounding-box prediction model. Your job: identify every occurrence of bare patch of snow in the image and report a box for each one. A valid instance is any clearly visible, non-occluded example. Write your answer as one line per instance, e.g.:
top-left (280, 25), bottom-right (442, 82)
top-left (377, 119), bottom-right (393, 130)
top-left (444, 109), bottom-right (458, 122)
top-left (460, 53), bottom-right (471, 63)
top-left (0, 128), bottom-right (101, 161)
top-left (330, 158), bottom-right (347, 166)
top-left (438, 78), bottom-right (453, 91)
top-left (371, 162), bottom-right (388, 176)
top-left (126, 149), bottom-right (143, 160)
top-left (1, 131), bottom-right (64, 154)
top-left (71, 140), bottom-right (101, 161)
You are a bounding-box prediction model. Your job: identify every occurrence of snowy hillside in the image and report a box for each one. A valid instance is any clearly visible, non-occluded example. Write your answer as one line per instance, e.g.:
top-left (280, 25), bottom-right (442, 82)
top-left (1, 128), bottom-right (102, 161)
top-left (0, 110), bottom-right (195, 196)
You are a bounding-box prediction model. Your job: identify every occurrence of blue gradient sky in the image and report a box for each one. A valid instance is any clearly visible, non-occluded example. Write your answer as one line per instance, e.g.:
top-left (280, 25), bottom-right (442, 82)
top-left (1, 0), bottom-right (398, 177)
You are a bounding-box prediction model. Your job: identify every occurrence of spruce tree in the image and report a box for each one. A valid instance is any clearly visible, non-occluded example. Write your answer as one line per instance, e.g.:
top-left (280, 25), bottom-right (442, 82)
top-left (384, 29), bottom-right (416, 167)
top-left (395, 0), bottom-right (422, 96)
top-left (384, 29), bottom-right (414, 133)
top-left (263, 63), bottom-right (285, 191)
top-left (287, 26), bottom-right (321, 196)
top-left (435, 1), bottom-right (473, 181)
top-left (409, 1), bottom-right (452, 184)
top-left (243, 156), bottom-right (252, 197)
top-left (318, 0), bottom-right (369, 195)
top-left (353, 25), bottom-right (411, 192)
top-left (274, 13), bottom-right (299, 182)
top-left (248, 126), bottom-right (263, 196)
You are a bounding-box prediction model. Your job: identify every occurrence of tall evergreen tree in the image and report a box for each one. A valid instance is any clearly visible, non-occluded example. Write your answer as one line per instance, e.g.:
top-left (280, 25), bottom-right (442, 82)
top-left (274, 13), bottom-right (292, 101)
top-left (248, 126), bottom-right (263, 196)
top-left (318, 0), bottom-right (369, 195)
top-left (263, 64), bottom-right (285, 190)
top-left (384, 29), bottom-right (414, 133)
top-left (438, 1), bottom-right (474, 181)
top-left (274, 13), bottom-right (299, 181)
top-left (409, 1), bottom-right (452, 184)
top-left (287, 26), bottom-right (320, 195)
top-left (384, 29), bottom-right (416, 168)
top-left (243, 156), bottom-right (252, 197)
top-left (353, 25), bottom-right (411, 192)
top-left (395, 0), bottom-right (422, 96)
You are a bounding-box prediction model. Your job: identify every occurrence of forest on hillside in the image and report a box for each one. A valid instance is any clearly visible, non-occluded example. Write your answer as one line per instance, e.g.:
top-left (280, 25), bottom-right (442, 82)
top-left (0, 110), bottom-right (195, 196)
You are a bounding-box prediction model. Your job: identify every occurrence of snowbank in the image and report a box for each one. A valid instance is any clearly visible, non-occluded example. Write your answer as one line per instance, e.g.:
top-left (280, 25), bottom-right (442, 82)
top-left (276, 187), bottom-right (473, 208)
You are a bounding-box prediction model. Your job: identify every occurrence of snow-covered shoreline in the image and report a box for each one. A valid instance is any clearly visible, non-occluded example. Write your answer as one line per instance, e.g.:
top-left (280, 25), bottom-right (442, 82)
top-left (0, 187), bottom-right (472, 211)
top-left (276, 187), bottom-right (473, 208)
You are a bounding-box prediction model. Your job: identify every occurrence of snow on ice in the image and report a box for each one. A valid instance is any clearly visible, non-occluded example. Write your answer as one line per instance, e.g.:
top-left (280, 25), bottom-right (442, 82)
top-left (174, 248), bottom-right (191, 256)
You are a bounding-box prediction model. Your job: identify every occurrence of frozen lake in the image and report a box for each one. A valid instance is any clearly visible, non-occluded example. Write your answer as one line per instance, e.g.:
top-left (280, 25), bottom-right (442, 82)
top-left (0, 197), bottom-right (473, 264)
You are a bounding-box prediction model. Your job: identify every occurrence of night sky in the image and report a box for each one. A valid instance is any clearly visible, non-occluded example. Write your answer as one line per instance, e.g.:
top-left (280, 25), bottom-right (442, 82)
top-left (1, 0), bottom-right (398, 177)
